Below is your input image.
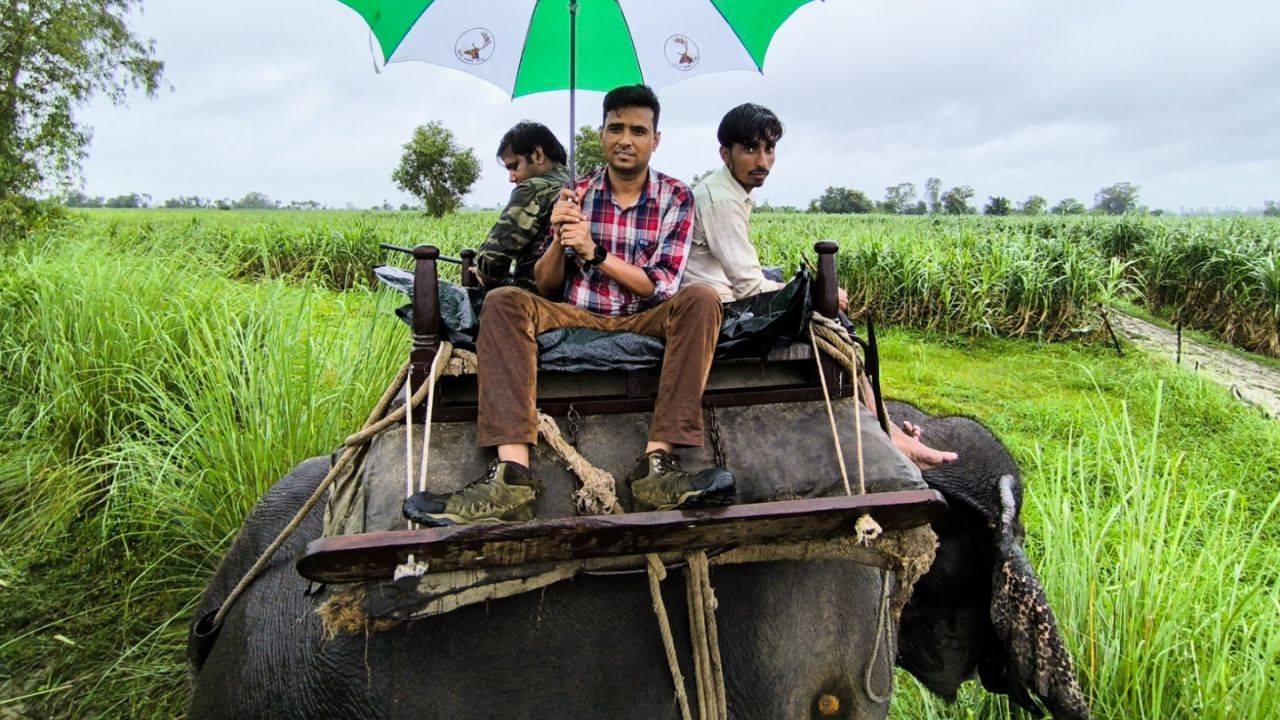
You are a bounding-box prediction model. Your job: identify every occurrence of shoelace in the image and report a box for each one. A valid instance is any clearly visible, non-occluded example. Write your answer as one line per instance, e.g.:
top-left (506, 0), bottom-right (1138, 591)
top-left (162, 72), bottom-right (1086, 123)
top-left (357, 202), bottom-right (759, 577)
top-left (652, 452), bottom-right (683, 475)
top-left (459, 461), bottom-right (501, 491)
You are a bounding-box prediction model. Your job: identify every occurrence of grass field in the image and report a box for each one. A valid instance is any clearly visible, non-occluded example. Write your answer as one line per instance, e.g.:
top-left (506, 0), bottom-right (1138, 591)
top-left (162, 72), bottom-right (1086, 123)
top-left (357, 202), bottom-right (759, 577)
top-left (2, 210), bottom-right (1278, 718)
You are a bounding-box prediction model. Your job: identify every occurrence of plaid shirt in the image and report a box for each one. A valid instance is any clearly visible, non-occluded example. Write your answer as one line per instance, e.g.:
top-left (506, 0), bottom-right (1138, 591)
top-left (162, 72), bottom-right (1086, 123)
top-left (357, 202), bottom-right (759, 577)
top-left (543, 167), bottom-right (694, 316)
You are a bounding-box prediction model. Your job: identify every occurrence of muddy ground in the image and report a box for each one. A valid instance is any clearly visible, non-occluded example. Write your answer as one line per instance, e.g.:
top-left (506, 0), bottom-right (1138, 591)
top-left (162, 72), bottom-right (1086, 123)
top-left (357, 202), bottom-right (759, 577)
top-left (1109, 310), bottom-right (1280, 419)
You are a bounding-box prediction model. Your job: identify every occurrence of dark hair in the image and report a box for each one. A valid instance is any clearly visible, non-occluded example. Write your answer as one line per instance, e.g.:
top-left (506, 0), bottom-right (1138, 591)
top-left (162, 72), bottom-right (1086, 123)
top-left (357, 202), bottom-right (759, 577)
top-left (495, 121), bottom-right (567, 165)
top-left (602, 84), bottom-right (661, 128)
top-left (716, 103), bottom-right (784, 149)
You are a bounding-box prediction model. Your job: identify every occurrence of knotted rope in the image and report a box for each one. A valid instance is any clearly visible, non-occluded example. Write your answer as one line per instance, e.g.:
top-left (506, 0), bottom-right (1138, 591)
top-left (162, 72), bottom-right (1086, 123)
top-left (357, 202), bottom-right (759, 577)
top-left (536, 412), bottom-right (618, 515)
top-left (686, 551), bottom-right (727, 720)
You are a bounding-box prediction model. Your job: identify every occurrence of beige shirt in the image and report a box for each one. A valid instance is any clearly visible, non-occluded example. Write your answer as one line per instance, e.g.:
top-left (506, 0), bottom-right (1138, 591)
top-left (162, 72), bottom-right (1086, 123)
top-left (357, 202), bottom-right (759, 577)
top-left (683, 166), bottom-right (786, 302)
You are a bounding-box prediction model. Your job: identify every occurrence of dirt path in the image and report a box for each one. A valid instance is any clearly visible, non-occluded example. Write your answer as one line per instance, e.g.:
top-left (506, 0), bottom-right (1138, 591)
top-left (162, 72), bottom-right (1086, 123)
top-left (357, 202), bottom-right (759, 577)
top-left (1108, 310), bottom-right (1280, 419)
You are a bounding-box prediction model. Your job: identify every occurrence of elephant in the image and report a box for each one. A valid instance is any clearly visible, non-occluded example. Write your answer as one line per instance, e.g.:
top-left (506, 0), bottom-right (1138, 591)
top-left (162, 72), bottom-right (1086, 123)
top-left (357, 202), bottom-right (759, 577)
top-left (186, 401), bottom-right (1089, 720)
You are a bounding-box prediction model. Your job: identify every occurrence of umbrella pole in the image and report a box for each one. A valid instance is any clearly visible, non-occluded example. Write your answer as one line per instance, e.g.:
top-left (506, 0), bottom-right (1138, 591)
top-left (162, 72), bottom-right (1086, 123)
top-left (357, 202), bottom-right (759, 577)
top-left (568, 0), bottom-right (578, 177)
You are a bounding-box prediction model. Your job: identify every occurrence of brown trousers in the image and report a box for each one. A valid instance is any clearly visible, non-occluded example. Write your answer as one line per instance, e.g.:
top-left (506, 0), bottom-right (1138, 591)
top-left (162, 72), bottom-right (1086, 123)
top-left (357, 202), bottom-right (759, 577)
top-left (476, 285), bottom-right (722, 448)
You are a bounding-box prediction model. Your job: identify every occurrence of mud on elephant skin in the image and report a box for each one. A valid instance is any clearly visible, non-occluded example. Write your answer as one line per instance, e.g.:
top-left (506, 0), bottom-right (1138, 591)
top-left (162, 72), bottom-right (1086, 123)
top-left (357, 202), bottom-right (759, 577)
top-left (888, 401), bottom-right (1091, 720)
top-left (187, 457), bottom-right (904, 720)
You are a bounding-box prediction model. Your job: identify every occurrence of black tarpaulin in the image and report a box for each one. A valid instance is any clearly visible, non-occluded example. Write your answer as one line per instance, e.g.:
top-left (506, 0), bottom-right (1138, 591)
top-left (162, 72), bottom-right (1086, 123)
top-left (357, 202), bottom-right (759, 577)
top-left (374, 266), bottom-right (813, 373)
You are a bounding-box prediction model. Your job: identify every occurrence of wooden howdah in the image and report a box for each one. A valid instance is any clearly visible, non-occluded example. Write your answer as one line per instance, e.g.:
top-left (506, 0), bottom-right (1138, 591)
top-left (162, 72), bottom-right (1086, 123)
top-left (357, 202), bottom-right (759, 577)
top-left (297, 490), bottom-right (945, 584)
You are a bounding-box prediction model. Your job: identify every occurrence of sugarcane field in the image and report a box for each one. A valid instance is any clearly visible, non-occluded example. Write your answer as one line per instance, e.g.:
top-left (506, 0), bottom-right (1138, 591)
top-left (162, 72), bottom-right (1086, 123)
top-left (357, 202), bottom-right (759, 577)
top-left (2, 2), bottom-right (1279, 719)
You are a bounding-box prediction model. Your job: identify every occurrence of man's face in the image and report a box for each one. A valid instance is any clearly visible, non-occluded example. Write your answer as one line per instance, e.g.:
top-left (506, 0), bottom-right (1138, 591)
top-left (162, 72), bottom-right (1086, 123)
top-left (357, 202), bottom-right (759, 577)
top-left (500, 149), bottom-right (546, 184)
top-left (601, 106), bottom-right (659, 175)
top-left (721, 138), bottom-right (776, 191)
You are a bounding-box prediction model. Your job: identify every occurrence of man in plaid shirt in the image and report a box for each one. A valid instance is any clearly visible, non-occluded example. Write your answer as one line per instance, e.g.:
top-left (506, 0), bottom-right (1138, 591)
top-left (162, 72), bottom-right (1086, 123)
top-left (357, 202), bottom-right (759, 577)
top-left (404, 85), bottom-right (734, 528)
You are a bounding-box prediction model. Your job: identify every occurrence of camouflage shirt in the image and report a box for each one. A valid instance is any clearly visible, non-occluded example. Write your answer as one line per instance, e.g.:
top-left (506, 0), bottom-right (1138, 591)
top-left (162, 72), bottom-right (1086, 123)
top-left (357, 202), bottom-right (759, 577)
top-left (474, 165), bottom-right (572, 292)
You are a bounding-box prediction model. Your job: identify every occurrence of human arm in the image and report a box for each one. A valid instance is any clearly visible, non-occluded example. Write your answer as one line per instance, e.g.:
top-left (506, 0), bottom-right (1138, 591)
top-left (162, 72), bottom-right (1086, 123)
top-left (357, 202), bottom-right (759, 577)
top-left (474, 180), bottom-right (552, 288)
top-left (557, 219), bottom-right (656, 297)
top-left (533, 230), bottom-right (568, 297)
top-left (629, 184), bottom-right (695, 303)
top-left (698, 195), bottom-right (785, 300)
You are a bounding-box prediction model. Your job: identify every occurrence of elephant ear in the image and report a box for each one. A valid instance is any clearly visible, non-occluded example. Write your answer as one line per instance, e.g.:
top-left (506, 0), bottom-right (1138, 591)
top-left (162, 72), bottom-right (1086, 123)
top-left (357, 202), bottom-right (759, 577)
top-left (895, 410), bottom-right (1091, 720)
top-left (981, 475), bottom-right (1092, 720)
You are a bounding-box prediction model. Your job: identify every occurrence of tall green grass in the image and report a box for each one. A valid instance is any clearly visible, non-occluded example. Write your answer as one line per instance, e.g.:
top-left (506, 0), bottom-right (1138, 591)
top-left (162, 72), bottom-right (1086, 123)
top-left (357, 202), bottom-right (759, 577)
top-left (882, 338), bottom-right (1280, 719)
top-left (1102, 217), bottom-right (1280, 356)
top-left (0, 233), bottom-right (406, 715)
top-left (56, 209), bottom-right (1280, 355)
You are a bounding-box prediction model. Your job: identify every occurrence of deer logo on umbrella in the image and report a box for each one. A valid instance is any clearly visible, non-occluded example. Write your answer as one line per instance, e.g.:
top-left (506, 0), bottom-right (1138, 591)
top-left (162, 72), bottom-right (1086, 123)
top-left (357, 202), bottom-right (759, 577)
top-left (455, 28), bottom-right (494, 65)
top-left (665, 34), bottom-right (700, 71)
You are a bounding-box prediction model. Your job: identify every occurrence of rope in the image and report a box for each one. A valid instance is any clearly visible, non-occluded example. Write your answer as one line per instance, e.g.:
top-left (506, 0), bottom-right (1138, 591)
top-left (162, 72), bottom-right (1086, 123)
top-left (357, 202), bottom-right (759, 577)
top-left (863, 568), bottom-right (895, 704)
top-left (809, 318), bottom-right (883, 545)
top-left (417, 348), bottom-right (447, 494)
top-left (213, 343), bottom-right (454, 628)
top-left (810, 328), bottom-right (854, 497)
top-left (404, 373), bottom-right (415, 525)
top-left (686, 551), bottom-right (727, 720)
top-left (397, 345), bottom-right (453, 579)
top-left (536, 412), bottom-right (618, 515)
top-left (646, 554), bottom-right (694, 720)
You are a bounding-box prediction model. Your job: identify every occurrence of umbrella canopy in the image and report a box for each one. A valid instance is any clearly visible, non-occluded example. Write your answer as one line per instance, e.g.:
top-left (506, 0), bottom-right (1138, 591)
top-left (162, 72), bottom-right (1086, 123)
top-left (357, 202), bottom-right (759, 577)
top-left (338, 0), bottom-right (819, 97)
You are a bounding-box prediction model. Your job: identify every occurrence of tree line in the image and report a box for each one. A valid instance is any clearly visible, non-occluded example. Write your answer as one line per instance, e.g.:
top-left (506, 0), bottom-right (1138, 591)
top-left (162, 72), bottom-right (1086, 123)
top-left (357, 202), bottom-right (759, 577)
top-left (805, 180), bottom-right (1158, 216)
top-left (60, 191), bottom-right (422, 212)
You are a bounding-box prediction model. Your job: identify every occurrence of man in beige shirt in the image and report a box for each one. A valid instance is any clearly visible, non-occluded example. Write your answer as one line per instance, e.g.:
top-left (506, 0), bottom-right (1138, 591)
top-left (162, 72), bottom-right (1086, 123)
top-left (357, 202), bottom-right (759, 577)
top-left (683, 103), bottom-right (957, 469)
top-left (683, 135), bottom-right (785, 302)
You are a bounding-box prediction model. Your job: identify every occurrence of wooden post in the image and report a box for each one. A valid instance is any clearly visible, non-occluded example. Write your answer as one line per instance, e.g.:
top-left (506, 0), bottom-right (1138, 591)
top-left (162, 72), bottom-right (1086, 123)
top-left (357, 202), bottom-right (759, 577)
top-left (460, 248), bottom-right (477, 288)
top-left (411, 245), bottom-right (441, 392)
top-left (813, 241), bottom-right (844, 397)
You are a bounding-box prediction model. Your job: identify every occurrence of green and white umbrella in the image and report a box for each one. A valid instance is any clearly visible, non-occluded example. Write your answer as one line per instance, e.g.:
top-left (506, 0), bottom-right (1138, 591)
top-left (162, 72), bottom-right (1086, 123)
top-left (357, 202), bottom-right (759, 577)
top-left (336, 0), bottom-right (821, 167)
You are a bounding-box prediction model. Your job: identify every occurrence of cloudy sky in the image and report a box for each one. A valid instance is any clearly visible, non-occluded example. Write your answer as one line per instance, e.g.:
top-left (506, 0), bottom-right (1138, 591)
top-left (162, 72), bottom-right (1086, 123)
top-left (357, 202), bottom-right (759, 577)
top-left (79, 0), bottom-right (1280, 213)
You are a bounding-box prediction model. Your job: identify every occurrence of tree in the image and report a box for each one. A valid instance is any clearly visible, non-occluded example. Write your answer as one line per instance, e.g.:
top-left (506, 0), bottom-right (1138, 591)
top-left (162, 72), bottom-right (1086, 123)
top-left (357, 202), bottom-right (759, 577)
top-left (983, 196), bottom-right (1012, 216)
top-left (1263, 201), bottom-right (1280, 218)
top-left (0, 1), bottom-right (164, 200)
top-left (573, 124), bottom-right (605, 177)
top-left (808, 186), bottom-right (874, 214)
top-left (1051, 198), bottom-right (1087, 215)
top-left (163, 195), bottom-right (209, 209)
top-left (940, 185), bottom-right (975, 215)
top-left (232, 191), bottom-right (277, 210)
top-left (1093, 182), bottom-right (1140, 215)
top-left (63, 190), bottom-right (103, 207)
top-left (1019, 195), bottom-right (1047, 216)
top-left (880, 182), bottom-right (918, 215)
top-left (391, 122), bottom-right (481, 217)
top-left (104, 192), bottom-right (144, 208)
top-left (924, 177), bottom-right (942, 214)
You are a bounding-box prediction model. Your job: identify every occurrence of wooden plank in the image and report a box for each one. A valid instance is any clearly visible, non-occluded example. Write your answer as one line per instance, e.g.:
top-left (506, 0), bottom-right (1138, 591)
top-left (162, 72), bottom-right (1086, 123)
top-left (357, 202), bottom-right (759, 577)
top-left (297, 490), bottom-right (946, 584)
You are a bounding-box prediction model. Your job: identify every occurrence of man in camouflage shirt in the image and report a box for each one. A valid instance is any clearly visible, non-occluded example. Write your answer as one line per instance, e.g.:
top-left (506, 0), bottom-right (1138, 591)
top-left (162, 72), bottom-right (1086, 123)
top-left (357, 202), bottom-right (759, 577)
top-left (472, 122), bottom-right (572, 292)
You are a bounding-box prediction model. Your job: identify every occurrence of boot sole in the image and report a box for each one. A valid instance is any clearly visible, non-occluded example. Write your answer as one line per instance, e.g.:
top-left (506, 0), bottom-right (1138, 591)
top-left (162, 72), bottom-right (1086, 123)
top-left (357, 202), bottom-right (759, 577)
top-left (402, 506), bottom-right (536, 528)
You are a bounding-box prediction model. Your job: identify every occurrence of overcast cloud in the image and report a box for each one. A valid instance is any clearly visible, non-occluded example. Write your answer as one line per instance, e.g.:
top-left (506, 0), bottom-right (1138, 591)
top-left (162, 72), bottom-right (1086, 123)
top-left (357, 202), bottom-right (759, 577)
top-left (77, 0), bottom-right (1280, 213)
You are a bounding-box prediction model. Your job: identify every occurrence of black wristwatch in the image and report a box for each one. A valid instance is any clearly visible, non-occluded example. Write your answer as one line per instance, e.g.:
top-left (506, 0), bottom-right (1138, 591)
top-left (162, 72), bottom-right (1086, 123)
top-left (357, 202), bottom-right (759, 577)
top-left (586, 246), bottom-right (607, 267)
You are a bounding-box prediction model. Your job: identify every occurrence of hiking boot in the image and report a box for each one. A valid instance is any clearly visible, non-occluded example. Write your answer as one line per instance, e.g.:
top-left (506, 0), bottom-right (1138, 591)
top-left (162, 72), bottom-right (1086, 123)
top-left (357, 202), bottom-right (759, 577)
top-left (402, 461), bottom-right (538, 527)
top-left (628, 451), bottom-right (736, 512)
